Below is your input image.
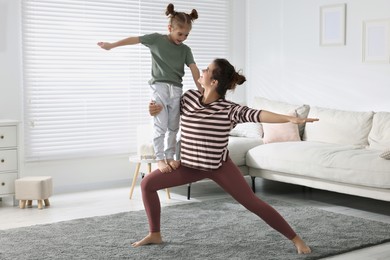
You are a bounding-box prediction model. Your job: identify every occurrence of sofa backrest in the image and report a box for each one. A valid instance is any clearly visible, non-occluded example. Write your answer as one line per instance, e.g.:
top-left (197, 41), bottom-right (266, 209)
top-left (368, 112), bottom-right (390, 150)
top-left (304, 106), bottom-right (374, 146)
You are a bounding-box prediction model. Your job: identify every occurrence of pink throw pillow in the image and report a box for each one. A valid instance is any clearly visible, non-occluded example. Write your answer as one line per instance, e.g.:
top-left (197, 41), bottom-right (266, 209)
top-left (262, 112), bottom-right (301, 144)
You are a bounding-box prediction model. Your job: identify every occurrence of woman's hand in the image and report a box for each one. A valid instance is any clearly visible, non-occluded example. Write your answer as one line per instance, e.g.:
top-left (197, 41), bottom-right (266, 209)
top-left (149, 101), bottom-right (163, 116)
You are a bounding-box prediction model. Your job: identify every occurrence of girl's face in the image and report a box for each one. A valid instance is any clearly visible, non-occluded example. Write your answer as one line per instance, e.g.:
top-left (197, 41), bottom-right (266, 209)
top-left (198, 62), bottom-right (216, 88)
top-left (168, 24), bottom-right (191, 45)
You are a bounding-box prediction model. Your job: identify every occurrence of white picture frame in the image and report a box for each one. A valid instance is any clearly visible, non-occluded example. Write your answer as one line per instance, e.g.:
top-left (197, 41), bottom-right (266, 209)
top-left (362, 19), bottom-right (390, 63)
top-left (320, 4), bottom-right (346, 46)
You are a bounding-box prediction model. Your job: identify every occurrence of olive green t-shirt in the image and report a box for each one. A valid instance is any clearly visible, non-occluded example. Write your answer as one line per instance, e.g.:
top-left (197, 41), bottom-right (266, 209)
top-left (140, 33), bottom-right (195, 87)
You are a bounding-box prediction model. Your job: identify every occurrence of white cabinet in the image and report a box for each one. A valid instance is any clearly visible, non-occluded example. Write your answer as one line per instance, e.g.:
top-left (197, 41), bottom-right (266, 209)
top-left (0, 121), bottom-right (18, 204)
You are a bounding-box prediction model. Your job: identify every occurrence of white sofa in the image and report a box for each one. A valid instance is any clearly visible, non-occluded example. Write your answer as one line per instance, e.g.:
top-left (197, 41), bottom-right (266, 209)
top-left (228, 97), bottom-right (390, 202)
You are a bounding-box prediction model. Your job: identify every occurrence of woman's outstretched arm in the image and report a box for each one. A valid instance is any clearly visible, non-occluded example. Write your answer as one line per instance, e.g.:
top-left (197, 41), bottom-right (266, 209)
top-left (259, 110), bottom-right (319, 124)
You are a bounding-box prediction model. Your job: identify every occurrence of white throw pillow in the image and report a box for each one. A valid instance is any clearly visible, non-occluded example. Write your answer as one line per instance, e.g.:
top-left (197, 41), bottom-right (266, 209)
top-left (379, 149), bottom-right (390, 160)
top-left (262, 112), bottom-right (301, 144)
top-left (230, 122), bottom-right (263, 138)
top-left (304, 106), bottom-right (374, 146)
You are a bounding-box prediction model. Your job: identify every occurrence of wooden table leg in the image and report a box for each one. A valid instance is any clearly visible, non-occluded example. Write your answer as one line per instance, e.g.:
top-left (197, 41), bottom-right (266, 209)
top-left (166, 187), bottom-right (171, 200)
top-left (129, 163), bottom-right (141, 199)
top-left (147, 163), bottom-right (152, 175)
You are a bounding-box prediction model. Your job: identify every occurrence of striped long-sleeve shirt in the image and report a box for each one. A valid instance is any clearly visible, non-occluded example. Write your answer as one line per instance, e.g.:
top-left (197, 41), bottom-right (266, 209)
top-left (180, 89), bottom-right (262, 171)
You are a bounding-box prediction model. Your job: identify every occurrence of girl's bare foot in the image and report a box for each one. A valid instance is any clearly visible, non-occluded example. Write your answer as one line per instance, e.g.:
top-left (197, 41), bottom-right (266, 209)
top-left (291, 235), bottom-right (311, 254)
top-left (157, 160), bottom-right (172, 173)
top-left (132, 232), bottom-right (163, 247)
top-left (167, 159), bottom-right (181, 170)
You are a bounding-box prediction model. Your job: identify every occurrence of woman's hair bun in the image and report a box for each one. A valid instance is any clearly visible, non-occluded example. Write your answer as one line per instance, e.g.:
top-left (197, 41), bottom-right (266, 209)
top-left (235, 72), bottom-right (246, 85)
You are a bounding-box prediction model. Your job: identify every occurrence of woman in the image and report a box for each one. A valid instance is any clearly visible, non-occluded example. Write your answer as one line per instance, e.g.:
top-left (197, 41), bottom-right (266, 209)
top-left (132, 58), bottom-right (318, 254)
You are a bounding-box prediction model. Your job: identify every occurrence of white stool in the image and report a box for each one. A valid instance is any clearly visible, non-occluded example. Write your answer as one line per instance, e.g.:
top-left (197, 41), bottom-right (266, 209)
top-left (15, 176), bottom-right (53, 210)
top-left (128, 156), bottom-right (170, 200)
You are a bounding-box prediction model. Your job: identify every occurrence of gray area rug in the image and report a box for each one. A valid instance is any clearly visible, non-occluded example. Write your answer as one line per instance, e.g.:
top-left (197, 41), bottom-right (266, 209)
top-left (1, 197), bottom-right (390, 260)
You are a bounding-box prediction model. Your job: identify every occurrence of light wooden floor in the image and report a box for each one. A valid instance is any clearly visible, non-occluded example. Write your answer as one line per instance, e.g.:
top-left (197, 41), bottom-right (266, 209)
top-left (1, 177), bottom-right (389, 260)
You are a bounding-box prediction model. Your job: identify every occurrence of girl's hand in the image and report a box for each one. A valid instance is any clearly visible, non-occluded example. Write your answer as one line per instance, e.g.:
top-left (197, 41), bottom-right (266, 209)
top-left (290, 117), bottom-right (319, 124)
top-left (97, 42), bottom-right (112, 50)
top-left (149, 101), bottom-right (163, 116)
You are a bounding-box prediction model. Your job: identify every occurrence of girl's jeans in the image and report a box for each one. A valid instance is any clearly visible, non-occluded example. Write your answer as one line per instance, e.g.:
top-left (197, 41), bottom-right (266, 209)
top-left (150, 83), bottom-right (182, 161)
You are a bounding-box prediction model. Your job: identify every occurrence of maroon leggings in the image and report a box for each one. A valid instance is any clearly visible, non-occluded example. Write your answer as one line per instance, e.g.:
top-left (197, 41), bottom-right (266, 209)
top-left (140, 158), bottom-right (297, 240)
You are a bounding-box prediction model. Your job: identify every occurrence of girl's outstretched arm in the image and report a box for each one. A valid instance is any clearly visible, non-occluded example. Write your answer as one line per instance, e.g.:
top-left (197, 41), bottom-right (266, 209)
top-left (97, 36), bottom-right (140, 50)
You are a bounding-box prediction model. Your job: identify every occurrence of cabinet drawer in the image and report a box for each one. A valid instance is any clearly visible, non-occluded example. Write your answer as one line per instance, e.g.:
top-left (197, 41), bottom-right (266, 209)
top-left (0, 150), bottom-right (18, 172)
top-left (0, 126), bottom-right (17, 148)
top-left (0, 173), bottom-right (17, 194)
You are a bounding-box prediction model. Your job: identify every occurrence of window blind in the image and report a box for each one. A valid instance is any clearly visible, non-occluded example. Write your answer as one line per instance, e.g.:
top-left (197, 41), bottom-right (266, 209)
top-left (22, 0), bottom-right (230, 161)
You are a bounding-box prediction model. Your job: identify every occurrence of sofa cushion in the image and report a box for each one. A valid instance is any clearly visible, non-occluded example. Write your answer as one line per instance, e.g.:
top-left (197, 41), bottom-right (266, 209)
top-left (246, 142), bottom-right (390, 189)
top-left (252, 97), bottom-right (310, 139)
top-left (230, 122), bottom-right (263, 138)
top-left (304, 106), bottom-right (374, 147)
top-left (368, 112), bottom-right (390, 150)
top-left (262, 112), bottom-right (300, 144)
top-left (228, 136), bottom-right (263, 167)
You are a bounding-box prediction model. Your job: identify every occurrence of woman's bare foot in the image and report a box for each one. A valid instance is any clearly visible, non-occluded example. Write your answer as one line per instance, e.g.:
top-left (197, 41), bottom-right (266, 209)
top-left (132, 232), bottom-right (163, 247)
top-left (167, 159), bottom-right (181, 170)
top-left (291, 235), bottom-right (311, 254)
top-left (157, 160), bottom-right (172, 173)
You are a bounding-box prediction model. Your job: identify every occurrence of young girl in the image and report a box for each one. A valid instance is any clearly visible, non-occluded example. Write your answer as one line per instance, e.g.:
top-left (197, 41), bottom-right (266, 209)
top-left (98, 3), bottom-right (202, 173)
top-left (133, 58), bottom-right (318, 255)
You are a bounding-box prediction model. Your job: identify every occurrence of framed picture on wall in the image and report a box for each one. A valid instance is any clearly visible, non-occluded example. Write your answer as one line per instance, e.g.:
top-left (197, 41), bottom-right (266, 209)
top-left (362, 19), bottom-right (390, 63)
top-left (320, 4), bottom-right (346, 46)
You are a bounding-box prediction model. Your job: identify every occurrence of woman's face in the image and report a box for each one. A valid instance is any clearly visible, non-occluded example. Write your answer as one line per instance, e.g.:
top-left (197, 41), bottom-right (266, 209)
top-left (198, 62), bottom-right (216, 88)
top-left (168, 25), bottom-right (191, 45)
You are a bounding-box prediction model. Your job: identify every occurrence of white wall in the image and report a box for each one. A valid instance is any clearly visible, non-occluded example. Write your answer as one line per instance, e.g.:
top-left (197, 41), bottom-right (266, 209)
top-left (246, 0), bottom-right (390, 111)
top-left (0, 0), bottom-right (21, 120)
top-left (226, 0), bottom-right (247, 104)
top-left (0, 0), bottom-right (246, 193)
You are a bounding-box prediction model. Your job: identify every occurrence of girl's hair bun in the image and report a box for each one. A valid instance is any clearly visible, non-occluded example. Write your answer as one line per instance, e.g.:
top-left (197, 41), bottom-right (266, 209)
top-left (165, 3), bottom-right (176, 16)
top-left (166, 3), bottom-right (198, 27)
top-left (189, 9), bottom-right (198, 20)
